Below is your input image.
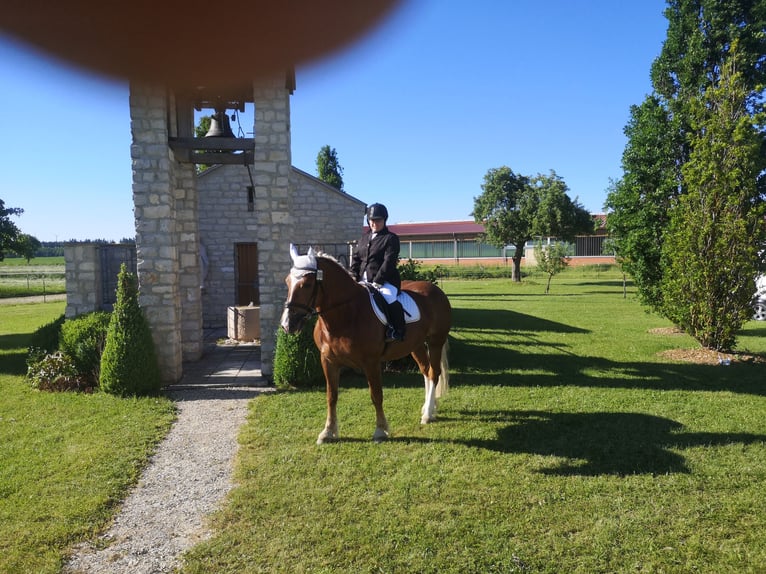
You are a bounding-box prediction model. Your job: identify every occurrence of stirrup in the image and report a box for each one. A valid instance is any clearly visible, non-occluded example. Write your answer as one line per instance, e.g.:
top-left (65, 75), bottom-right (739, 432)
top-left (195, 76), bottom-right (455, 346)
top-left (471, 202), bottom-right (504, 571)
top-left (385, 326), bottom-right (404, 342)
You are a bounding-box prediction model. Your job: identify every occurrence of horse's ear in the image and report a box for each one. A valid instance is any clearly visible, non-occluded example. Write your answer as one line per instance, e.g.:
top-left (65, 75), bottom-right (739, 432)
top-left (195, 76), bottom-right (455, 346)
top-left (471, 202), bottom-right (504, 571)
top-left (289, 243), bottom-right (299, 262)
top-left (307, 246), bottom-right (316, 258)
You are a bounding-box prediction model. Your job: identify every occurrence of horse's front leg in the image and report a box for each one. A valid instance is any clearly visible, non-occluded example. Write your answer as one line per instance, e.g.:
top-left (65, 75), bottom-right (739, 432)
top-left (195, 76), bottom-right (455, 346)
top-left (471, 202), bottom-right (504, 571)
top-left (364, 364), bottom-right (389, 442)
top-left (317, 356), bottom-right (340, 445)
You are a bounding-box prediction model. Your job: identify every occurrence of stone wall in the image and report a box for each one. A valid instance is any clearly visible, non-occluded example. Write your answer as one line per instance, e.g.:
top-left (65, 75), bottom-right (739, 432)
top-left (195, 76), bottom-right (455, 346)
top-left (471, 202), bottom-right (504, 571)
top-left (289, 167), bottom-right (366, 248)
top-left (197, 163), bottom-right (260, 327)
top-left (197, 163), bottom-right (366, 373)
top-left (198, 165), bottom-right (365, 328)
top-left (130, 83), bottom-right (202, 382)
top-left (64, 243), bottom-right (137, 318)
top-left (64, 243), bottom-right (99, 318)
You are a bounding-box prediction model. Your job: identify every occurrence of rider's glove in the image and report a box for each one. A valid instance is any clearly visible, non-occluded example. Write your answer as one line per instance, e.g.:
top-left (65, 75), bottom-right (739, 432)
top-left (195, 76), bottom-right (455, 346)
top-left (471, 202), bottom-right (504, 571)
top-left (372, 282), bottom-right (382, 289)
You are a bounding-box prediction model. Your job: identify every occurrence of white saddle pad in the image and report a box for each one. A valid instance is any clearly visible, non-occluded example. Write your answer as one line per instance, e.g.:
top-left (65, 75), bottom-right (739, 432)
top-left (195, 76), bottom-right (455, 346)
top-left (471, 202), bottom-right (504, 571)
top-left (369, 291), bottom-right (421, 325)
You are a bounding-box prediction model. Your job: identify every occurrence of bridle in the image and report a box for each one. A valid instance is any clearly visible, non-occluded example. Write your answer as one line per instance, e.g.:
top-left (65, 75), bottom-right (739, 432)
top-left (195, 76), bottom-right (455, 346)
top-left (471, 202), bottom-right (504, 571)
top-left (284, 262), bottom-right (357, 318)
top-left (284, 267), bottom-right (323, 318)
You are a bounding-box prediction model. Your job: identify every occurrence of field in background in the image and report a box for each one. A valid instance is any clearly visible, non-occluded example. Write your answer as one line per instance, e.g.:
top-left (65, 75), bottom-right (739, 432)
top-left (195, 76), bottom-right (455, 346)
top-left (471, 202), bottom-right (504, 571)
top-left (0, 258), bottom-right (66, 298)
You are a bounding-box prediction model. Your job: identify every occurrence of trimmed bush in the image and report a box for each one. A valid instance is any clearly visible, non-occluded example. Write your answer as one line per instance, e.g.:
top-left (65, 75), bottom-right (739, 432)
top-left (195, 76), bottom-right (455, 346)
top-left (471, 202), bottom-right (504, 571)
top-left (100, 264), bottom-right (162, 396)
top-left (59, 311), bottom-right (111, 386)
top-left (272, 316), bottom-right (323, 389)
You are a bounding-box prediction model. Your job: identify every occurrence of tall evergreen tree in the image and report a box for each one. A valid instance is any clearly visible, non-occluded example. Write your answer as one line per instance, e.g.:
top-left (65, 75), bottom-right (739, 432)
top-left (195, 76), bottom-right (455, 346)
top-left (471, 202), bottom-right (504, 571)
top-left (316, 145), bottom-right (344, 192)
top-left (100, 264), bottom-right (162, 395)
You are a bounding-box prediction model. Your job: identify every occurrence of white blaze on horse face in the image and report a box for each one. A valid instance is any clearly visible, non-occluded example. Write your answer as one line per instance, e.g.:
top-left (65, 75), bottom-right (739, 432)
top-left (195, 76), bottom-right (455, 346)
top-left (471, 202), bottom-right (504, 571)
top-left (280, 274), bottom-right (298, 332)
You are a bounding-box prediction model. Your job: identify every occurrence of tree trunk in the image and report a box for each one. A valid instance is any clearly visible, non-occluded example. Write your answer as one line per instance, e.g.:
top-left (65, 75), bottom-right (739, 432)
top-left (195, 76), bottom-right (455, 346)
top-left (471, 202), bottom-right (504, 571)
top-left (512, 254), bottom-right (523, 282)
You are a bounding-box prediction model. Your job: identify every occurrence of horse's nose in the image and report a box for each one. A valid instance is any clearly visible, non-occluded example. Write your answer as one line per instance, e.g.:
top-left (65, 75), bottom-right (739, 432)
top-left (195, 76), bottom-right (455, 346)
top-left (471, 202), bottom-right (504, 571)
top-left (279, 308), bottom-right (292, 333)
top-left (280, 308), bottom-right (305, 334)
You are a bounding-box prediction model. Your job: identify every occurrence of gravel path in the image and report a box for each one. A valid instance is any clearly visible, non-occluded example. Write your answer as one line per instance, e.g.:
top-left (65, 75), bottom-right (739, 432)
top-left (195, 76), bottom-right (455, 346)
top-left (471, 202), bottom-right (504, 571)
top-left (0, 293), bottom-right (66, 305)
top-left (64, 385), bottom-right (273, 574)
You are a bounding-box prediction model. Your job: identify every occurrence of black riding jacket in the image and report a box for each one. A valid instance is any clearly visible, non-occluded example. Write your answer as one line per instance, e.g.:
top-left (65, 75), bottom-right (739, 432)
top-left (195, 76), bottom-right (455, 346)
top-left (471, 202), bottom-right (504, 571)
top-left (350, 226), bottom-right (402, 290)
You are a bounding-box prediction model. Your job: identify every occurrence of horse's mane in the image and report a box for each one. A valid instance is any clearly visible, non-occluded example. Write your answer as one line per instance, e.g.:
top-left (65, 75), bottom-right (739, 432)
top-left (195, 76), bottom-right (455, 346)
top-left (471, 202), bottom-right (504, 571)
top-left (315, 251), bottom-right (355, 279)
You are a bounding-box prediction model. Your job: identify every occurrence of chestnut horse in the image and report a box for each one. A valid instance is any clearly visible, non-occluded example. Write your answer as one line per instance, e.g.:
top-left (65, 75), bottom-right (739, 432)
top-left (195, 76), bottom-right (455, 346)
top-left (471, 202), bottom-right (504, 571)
top-left (280, 245), bottom-right (452, 444)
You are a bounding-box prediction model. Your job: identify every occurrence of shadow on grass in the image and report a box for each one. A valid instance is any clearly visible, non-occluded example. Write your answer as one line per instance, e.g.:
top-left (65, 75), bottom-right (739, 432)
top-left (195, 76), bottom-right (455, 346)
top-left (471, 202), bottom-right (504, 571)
top-left (451, 349), bottom-right (766, 395)
top-left (740, 324), bottom-right (766, 338)
top-left (451, 308), bottom-right (589, 334)
top-left (447, 306), bottom-right (766, 395)
top-left (0, 333), bottom-right (33, 376)
top-left (454, 409), bottom-right (766, 476)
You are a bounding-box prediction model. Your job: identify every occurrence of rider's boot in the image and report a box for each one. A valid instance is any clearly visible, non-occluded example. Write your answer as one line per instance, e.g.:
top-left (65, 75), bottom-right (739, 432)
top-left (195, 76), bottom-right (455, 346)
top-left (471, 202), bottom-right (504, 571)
top-left (385, 301), bottom-right (406, 342)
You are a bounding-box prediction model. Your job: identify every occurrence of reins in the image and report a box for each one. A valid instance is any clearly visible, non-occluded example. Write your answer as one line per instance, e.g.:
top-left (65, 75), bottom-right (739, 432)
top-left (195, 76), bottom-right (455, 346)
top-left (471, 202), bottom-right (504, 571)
top-left (284, 262), bottom-right (359, 318)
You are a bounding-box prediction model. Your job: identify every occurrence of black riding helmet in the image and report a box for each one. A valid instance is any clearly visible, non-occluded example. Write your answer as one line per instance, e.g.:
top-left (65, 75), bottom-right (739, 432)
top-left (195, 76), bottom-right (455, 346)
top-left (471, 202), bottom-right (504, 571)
top-left (366, 203), bottom-right (388, 222)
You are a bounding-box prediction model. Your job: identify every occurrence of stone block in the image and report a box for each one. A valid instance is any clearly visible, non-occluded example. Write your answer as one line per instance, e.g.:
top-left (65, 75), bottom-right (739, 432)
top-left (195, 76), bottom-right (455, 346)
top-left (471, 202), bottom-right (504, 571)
top-left (227, 305), bottom-right (261, 341)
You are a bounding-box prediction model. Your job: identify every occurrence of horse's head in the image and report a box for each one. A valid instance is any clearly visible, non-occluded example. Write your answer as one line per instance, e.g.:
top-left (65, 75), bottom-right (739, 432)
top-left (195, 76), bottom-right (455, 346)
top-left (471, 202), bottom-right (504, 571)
top-left (280, 244), bottom-right (323, 334)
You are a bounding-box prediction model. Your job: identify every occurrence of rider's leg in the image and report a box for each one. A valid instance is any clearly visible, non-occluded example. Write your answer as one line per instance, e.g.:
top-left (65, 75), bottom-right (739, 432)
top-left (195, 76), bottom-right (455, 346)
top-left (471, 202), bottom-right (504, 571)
top-left (378, 283), bottom-right (405, 342)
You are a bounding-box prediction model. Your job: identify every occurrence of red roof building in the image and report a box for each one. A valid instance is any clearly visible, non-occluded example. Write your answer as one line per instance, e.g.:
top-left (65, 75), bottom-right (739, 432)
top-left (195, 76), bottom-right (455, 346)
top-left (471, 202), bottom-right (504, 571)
top-left (380, 218), bottom-right (614, 267)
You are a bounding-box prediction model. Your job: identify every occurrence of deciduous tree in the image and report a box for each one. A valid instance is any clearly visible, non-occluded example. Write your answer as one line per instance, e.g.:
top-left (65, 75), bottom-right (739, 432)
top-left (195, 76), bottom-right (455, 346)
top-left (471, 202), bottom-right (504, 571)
top-left (534, 241), bottom-right (570, 294)
top-left (660, 43), bottom-right (766, 350)
top-left (16, 234), bottom-right (42, 263)
top-left (472, 168), bottom-right (592, 282)
top-left (0, 198), bottom-right (23, 261)
top-left (605, 0), bottom-right (766, 350)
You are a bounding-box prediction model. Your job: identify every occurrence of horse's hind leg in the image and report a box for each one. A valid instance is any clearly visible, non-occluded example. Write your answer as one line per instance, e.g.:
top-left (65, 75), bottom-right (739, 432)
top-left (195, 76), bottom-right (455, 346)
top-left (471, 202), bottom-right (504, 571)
top-left (317, 356), bottom-right (340, 445)
top-left (411, 343), bottom-right (440, 424)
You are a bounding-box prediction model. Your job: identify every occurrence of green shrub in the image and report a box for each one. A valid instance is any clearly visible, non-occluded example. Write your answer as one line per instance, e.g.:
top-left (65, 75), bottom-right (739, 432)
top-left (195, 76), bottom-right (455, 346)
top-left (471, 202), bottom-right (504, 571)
top-left (27, 313), bottom-right (65, 355)
top-left (398, 258), bottom-right (439, 283)
top-left (272, 316), bottom-right (323, 389)
top-left (59, 311), bottom-right (111, 385)
top-left (26, 352), bottom-right (92, 392)
top-left (425, 263), bottom-right (517, 280)
top-left (100, 264), bottom-right (162, 396)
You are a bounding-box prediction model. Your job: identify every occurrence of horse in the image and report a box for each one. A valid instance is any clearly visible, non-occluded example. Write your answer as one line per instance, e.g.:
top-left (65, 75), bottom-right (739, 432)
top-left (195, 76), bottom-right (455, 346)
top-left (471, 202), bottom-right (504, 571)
top-left (280, 245), bottom-right (452, 444)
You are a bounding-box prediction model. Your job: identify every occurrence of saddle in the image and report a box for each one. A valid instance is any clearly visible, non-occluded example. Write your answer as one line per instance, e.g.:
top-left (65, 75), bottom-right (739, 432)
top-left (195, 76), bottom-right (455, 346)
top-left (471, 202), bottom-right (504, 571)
top-left (364, 284), bottom-right (421, 326)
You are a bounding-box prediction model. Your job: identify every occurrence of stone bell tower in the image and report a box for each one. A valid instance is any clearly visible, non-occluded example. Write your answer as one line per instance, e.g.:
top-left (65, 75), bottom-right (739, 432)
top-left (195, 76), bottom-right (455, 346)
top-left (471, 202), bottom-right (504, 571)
top-left (129, 73), bottom-right (294, 382)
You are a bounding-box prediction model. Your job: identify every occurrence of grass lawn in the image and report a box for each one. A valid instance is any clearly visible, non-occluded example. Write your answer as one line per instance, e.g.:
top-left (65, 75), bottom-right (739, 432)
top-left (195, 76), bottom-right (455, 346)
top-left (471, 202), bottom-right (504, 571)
top-left (181, 268), bottom-right (766, 573)
top-left (0, 302), bottom-right (176, 574)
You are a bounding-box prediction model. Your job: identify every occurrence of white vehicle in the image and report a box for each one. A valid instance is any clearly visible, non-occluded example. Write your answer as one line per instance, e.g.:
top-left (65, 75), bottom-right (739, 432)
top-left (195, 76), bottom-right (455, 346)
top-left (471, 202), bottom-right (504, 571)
top-left (753, 274), bottom-right (766, 321)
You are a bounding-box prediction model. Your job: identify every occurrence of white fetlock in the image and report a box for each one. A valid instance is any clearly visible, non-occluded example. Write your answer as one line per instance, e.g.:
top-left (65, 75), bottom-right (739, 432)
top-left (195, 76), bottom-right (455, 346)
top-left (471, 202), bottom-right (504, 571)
top-left (317, 427), bottom-right (339, 445)
top-left (421, 380), bottom-right (437, 424)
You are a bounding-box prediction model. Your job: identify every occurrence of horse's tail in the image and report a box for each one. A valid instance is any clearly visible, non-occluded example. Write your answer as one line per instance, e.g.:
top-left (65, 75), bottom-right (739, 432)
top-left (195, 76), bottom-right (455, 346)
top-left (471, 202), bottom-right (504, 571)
top-left (436, 339), bottom-right (450, 398)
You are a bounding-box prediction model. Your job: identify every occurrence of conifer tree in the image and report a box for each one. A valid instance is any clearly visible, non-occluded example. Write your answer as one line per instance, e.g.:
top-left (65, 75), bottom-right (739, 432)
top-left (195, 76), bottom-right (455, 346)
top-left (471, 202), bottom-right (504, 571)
top-left (100, 264), bottom-right (162, 395)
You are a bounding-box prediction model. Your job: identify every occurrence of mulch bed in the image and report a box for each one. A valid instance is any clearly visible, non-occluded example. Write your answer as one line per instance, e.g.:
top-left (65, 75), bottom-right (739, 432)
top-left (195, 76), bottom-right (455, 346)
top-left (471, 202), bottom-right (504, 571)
top-left (649, 327), bottom-right (764, 365)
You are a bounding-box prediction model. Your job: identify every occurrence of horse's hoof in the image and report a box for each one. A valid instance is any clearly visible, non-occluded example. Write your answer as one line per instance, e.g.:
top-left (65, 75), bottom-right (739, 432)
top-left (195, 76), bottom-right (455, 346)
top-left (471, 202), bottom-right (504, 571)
top-left (372, 428), bottom-right (389, 443)
top-left (317, 430), bottom-right (339, 445)
top-left (421, 415), bottom-right (434, 424)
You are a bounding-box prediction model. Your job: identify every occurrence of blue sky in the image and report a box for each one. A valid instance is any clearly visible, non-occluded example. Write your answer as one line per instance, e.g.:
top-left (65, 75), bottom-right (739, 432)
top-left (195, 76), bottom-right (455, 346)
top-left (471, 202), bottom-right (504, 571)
top-left (0, 1), bottom-right (669, 242)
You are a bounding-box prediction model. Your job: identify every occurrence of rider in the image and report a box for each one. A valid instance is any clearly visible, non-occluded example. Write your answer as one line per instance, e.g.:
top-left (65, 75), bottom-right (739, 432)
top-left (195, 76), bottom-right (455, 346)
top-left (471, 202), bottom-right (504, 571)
top-left (350, 203), bottom-right (406, 342)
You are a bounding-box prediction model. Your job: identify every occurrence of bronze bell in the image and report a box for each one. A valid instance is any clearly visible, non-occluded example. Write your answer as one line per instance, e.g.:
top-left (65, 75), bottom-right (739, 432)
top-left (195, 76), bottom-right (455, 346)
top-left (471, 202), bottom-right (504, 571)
top-left (205, 108), bottom-right (235, 138)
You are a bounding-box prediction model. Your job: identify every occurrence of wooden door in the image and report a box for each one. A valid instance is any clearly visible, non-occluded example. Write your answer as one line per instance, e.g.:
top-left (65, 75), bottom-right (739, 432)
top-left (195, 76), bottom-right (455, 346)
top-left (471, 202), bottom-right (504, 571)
top-left (235, 243), bottom-right (260, 306)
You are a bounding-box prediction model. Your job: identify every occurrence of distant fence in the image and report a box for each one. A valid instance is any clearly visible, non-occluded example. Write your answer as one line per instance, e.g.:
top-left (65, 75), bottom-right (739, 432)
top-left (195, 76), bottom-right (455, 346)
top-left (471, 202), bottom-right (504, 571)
top-left (0, 268), bottom-right (66, 298)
